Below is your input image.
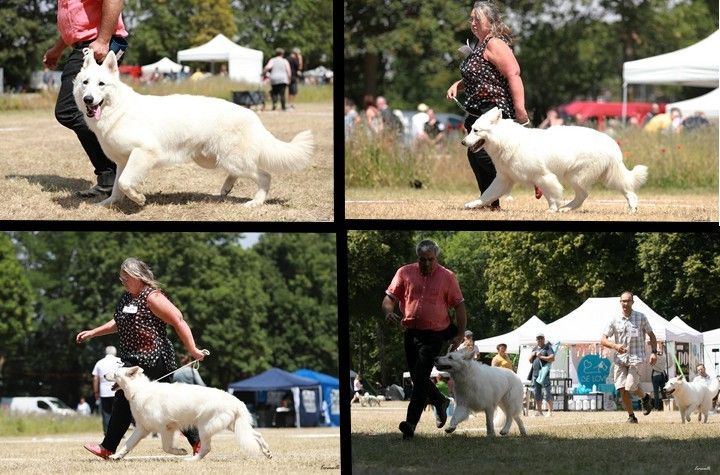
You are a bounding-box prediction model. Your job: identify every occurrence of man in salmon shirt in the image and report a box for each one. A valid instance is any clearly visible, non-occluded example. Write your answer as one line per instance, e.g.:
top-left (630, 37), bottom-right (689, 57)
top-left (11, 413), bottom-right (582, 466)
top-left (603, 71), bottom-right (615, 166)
top-left (42, 0), bottom-right (128, 198)
top-left (382, 239), bottom-right (467, 439)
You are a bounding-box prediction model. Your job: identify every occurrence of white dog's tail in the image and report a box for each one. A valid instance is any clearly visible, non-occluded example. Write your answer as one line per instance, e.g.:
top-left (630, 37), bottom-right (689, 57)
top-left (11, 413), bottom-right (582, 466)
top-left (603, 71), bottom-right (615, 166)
top-left (258, 129), bottom-right (313, 172)
top-left (233, 402), bottom-right (273, 459)
top-left (607, 159), bottom-right (648, 193)
top-left (709, 377), bottom-right (720, 396)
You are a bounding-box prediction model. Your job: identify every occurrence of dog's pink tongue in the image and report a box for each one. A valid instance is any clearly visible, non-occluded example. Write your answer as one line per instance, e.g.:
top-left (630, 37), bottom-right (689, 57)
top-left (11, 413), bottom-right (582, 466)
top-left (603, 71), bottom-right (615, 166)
top-left (93, 105), bottom-right (102, 121)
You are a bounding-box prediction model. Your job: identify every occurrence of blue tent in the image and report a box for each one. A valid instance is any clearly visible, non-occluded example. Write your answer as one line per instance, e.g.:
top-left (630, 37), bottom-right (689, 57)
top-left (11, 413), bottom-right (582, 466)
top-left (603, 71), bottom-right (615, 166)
top-left (293, 369), bottom-right (340, 427)
top-left (228, 368), bottom-right (321, 427)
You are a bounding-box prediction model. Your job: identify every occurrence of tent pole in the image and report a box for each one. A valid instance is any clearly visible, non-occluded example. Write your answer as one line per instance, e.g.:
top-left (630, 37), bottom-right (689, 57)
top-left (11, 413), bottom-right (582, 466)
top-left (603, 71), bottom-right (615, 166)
top-left (622, 82), bottom-right (628, 124)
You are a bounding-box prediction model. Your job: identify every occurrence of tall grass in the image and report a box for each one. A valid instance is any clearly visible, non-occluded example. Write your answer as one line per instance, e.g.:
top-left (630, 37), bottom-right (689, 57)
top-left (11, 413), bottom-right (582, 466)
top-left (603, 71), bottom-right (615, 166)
top-left (345, 125), bottom-right (719, 191)
top-left (0, 413), bottom-right (101, 436)
top-left (0, 78), bottom-right (332, 112)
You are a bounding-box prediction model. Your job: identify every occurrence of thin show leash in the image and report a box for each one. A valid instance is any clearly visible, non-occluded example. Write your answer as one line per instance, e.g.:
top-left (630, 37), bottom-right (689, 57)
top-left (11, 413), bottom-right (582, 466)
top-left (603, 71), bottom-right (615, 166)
top-left (451, 95), bottom-right (531, 127)
top-left (153, 349), bottom-right (210, 382)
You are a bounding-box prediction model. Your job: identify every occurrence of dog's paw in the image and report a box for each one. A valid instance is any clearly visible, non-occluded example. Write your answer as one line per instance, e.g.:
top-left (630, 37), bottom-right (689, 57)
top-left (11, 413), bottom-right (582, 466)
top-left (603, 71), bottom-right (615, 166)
top-left (170, 448), bottom-right (187, 456)
top-left (464, 199), bottom-right (484, 209)
top-left (108, 453), bottom-right (125, 460)
top-left (244, 199), bottom-right (263, 207)
top-left (96, 197), bottom-right (119, 207)
top-left (444, 427), bottom-right (456, 434)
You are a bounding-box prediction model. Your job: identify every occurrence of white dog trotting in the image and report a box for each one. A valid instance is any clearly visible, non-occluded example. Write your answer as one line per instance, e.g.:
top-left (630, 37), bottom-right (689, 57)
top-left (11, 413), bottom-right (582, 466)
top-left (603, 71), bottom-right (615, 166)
top-left (663, 376), bottom-right (720, 423)
top-left (73, 50), bottom-right (313, 208)
top-left (434, 349), bottom-right (526, 437)
top-left (461, 107), bottom-right (648, 213)
top-left (105, 366), bottom-right (272, 461)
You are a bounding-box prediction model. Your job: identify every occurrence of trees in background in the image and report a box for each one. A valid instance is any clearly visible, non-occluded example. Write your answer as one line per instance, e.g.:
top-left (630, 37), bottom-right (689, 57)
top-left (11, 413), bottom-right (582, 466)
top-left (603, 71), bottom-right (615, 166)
top-left (348, 231), bottom-right (720, 389)
top-left (0, 232), bottom-right (336, 404)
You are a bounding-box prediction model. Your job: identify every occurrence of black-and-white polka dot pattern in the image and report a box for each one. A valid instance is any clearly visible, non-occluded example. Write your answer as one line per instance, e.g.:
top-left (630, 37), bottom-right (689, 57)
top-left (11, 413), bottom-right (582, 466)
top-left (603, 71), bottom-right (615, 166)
top-left (459, 36), bottom-right (515, 119)
top-left (114, 287), bottom-right (177, 373)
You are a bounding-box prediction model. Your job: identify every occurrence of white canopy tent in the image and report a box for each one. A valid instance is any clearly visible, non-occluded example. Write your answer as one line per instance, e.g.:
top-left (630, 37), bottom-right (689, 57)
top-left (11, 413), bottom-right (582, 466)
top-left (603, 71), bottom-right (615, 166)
top-left (666, 88), bottom-right (719, 119)
top-left (669, 316), bottom-right (702, 336)
top-left (703, 328), bottom-right (720, 377)
top-left (473, 315), bottom-right (547, 353)
top-left (621, 30), bottom-right (720, 119)
top-left (177, 34), bottom-right (263, 84)
top-left (141, 57), bottom-right (184, 76)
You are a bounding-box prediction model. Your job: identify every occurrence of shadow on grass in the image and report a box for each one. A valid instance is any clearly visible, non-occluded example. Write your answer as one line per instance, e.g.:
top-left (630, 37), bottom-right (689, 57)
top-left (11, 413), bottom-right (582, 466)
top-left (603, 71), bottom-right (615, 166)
top-left (7, 174), bottom-right (91, 193)
top-left (351, 432), bottom-right (718, 474)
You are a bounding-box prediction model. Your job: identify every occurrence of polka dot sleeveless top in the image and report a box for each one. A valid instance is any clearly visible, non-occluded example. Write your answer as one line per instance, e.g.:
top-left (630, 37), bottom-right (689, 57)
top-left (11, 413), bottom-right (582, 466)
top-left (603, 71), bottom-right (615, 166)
top-left (459, 35), bottom-right (515, 118)
top-left (114, 287), bottom-right (177, 373)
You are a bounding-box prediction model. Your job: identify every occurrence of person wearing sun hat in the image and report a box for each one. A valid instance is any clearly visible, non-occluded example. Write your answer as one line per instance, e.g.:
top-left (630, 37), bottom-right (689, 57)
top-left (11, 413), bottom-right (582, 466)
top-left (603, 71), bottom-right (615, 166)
top-left (411, 103), bottom-right (430, 142)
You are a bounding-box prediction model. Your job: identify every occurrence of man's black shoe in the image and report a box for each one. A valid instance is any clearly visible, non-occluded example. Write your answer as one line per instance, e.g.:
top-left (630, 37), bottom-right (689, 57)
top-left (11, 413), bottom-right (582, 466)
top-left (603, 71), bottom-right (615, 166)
top-left (626, 414), bottom-right (638, 423)
top-left (642, 394), bottom-right (654, 415)
top-left (399, 421), bottom-right (415, 440)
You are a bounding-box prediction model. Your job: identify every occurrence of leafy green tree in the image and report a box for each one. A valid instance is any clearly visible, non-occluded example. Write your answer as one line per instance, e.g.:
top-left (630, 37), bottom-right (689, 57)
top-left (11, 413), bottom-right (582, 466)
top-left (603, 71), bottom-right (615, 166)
top-left (0, 233), bottom-right (34, 385)
top-left (122, 0), bottom-right (194, 65)
top-left (232, 0), bottom-right (333, 69)
top-left (636, 233), bottom-right (720, 331)
top-left (254, 234), bottom-right (338, 375)
top-left (0, 0), bottom-right (56, 89)
top-left (189, 0), bottom-right (238, 46)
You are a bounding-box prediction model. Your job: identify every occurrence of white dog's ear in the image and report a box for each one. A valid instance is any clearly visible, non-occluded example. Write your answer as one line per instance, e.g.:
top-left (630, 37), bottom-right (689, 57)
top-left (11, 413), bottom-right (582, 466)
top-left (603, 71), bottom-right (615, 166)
top-left (103, 51), bottom-right (119, 77)
top-left (488, 107), bottom-right (502, 124)
top-left (127, 366), bottom-right (143, 377)
top-left (82, 48), bottom-right (95, 70)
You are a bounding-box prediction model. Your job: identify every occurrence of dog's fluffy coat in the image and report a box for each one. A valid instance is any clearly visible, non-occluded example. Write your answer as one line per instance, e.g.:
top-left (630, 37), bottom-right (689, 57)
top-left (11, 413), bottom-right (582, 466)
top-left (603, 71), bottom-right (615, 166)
top-left (663, 376), bottom-right (719, 423)
top-left (434, 350), bottom-right (526, 436)
top-left (461, 107), bottom-right (648, 212)
top-left (73, 50), bottom-right (313, 208)
top-left (105, 366), bottom-right (272, 461)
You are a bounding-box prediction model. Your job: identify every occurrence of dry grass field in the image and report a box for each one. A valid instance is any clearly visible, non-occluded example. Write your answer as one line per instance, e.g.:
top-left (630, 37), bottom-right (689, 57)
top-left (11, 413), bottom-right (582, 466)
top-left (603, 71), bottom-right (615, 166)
top-left (0, 427), bottom-right (339, 474)
top-left (345, 188), bottom-right (718, 222)
top-left (351, 400), bottom-right (720, 474)
top-left (0, 104), bottom-right (333, 222)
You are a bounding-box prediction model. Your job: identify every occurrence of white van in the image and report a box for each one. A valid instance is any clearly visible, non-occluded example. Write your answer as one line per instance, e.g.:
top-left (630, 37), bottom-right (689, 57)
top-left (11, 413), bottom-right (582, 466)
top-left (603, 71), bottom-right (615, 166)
top-left (0, 397), bottom-right (76, 416)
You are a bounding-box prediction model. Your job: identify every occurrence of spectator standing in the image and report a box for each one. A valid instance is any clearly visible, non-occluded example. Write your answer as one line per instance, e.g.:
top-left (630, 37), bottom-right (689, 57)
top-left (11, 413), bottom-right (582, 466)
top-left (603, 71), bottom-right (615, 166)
top-left (77, 397), bottom-right (91, 416)
top-left (363, 95), bottom-right (383, 134)
top-left (492, 343), bottom-right (514, 370)
top-left (650, 345), bottom-right (668, 411)
top-left (264, 48), bottom-right (292, 111)
top-left (172, 353), bottom-right (206, 386)
top-left (42, 0), bottom-right (128, 198)
top-left (287, 48), bottom-right (304, 110)
top-left (410, 103), bottom-right (430, 142)
top-left (456, 330), bottom-right (480, 360)
top-left (344, 98), bottom-right (361, 136)
top-left (376, 96), bottom-right (404, 136)
top-left (91, 345), bottom-right (122, 435)
top-left (529, 333), bottom-right (555, 417)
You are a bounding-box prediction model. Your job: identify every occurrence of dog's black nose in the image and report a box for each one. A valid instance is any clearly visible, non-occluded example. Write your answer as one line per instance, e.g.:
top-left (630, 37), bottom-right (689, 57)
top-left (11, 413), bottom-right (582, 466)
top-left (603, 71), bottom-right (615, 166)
top-left (83, 95), bottom-right (94, 105)
top-left (461, 139), bottom-right (467, 146)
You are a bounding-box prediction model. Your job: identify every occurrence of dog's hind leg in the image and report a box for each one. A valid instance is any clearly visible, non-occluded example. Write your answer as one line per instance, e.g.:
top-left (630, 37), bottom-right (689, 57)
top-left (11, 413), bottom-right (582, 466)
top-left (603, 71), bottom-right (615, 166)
top-left (623, 191), bottom-right (639, 213)
top-left (484, 408), bottom-right (496, 437)
top-left (536, 174), bottom-right (564, 212)
top-left (444, 405), bottom-right (470, 433)
top-left (160, 428), bottom-right (187, 456)
top-left (109, 425), bottom-right (150, 459)
top-left (242, 170), bottom-right (271, 207)
top-left (514, 414), bottom-right (527, 435)
top-left (559, 185), bottom-right (588, 212)
top-left (254, 430), bottom-right (272, 459)
top-left (220, 175), bottom-right (239, 197)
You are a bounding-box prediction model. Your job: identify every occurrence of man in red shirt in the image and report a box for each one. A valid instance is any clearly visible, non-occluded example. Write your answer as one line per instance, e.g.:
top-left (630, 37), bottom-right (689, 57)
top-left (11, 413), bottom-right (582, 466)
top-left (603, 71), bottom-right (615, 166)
top-left (43, 0), bottom-right (128, 198)
top-left (382, 239), bottom-right (467, 439)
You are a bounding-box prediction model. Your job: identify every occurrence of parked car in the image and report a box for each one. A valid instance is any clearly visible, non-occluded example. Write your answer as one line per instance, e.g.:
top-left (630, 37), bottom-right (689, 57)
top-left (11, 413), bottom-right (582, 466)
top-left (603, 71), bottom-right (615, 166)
top-left (0, 396), bottom-right (76, 416)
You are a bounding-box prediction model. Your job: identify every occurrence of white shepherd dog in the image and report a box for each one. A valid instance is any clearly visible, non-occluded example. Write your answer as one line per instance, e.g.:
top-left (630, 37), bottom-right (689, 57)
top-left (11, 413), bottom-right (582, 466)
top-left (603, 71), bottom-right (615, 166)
top-left (663, 376), bottom-right (720, 423)
top-left (73, 50), bottom-right (313, 207)
top-left (434, 350), bottom-right (526, 437)
top-left (461, 107), bottom-right (648, 212)
top-left (105, 366), bottom-right (272, 461)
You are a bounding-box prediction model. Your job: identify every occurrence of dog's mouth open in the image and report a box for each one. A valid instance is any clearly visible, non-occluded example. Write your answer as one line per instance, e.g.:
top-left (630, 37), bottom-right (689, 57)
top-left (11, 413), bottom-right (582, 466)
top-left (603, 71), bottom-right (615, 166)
top-left (664, 387), bottom-right (675, 396)
top-left (85, 100), bottom-right (104, 120)
top-left (111, 382), bottom-right (119, 391)
top-left (467, 139), bottom-right (485, 154)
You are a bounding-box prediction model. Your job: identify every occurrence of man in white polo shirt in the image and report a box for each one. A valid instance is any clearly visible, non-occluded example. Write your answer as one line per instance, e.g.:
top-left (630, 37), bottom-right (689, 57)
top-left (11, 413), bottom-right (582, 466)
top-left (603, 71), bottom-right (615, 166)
top-left (91, 346), bottom-right (122, 435)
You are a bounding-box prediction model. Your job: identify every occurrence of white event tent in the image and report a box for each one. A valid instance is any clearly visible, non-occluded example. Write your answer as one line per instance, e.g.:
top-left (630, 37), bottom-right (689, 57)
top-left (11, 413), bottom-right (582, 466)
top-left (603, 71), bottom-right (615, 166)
top-left (666, 88), bottom-right (719, 119)
top-left (141, 57), bottom-right (184, 77)
top-left (177, 34), bottom-right (263, 84)
top-left (669, 316), bottom-right (702, 336)
top-left (621, 30), bottom-right (720, 119)
top-left (703, 328), bottom-right (720, 377)
top-left (473, 315), bottom-right (546, 354)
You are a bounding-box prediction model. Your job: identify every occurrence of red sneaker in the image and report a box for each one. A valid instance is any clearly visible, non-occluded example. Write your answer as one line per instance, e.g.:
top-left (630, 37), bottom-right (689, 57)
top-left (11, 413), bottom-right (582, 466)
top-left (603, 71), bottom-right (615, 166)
top-left (534, 185), bottom-right (543, 199)
top-left (192, 441), bottom-right (201, 456)
top-left (83, 443), bottom-right (114, 459)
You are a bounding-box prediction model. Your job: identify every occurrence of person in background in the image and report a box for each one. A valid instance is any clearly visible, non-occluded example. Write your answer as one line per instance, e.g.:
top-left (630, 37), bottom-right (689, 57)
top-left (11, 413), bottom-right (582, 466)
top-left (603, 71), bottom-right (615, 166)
top-left (456, 330), bottom-right (480, 360)
top-left (538, 109), bottom-right (564, 129)
top-left (172, 353), bottom-right (206, 386)
top-left (529, 333), bottom-right (554, 417)
top-left (287, 48), bottom-right (304, 110)
top-left (492, 343), bottom-right (514, 371)
top-left (77, 397), bottom-right (91, 415)
top-left (649, 344), bottom-right (667, 411)
top-left (264, 48), bottom-right (292, 111)
top-left (91, 345), bottom-right (122, 435)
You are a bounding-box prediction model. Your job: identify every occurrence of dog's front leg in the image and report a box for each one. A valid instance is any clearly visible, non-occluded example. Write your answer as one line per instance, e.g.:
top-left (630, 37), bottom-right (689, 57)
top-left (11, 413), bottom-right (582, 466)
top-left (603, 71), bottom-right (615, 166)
top-left (117, 148), bottom-right (158, 206)
top-left (96, 163), bottom-right (125, 207)
top-left (464, 175), bottom-right (512, 209)
top-left (484, 408), bottom-right (496, 437)
top-left (445, 405), bottom-right (470, 434)
top-left (109, 425), bottom-right (150, 459)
